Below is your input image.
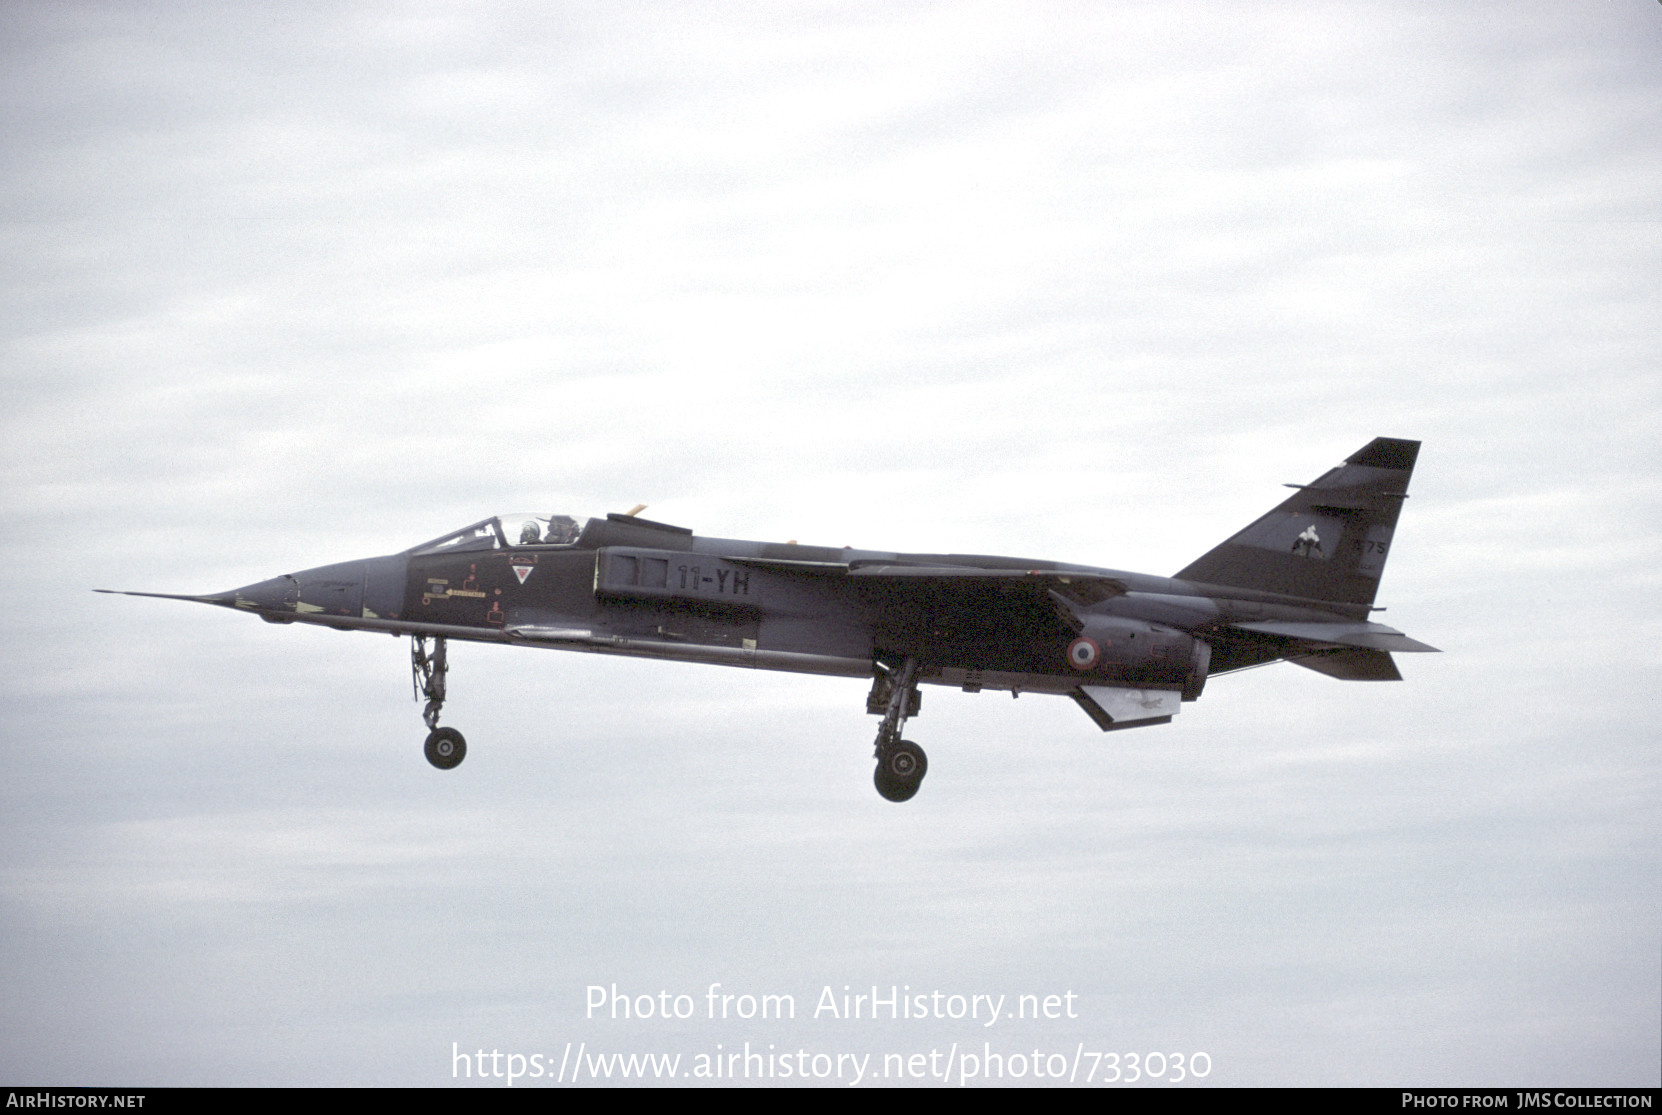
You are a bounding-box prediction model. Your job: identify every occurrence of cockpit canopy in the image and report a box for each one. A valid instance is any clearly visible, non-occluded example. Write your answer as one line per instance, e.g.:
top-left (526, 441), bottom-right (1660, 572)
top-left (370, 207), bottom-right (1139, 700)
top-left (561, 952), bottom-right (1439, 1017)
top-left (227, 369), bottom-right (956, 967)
top-left (407, 513), bottom-right (588, 556)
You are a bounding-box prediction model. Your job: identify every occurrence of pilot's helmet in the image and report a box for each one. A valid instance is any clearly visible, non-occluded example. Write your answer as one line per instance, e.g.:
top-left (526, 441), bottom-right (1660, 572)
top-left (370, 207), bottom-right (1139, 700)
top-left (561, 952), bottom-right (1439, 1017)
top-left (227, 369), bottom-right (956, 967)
top-left (548, 515), bottom-right (579, 544)
top-left (518, 520), bottom-right (543, 545)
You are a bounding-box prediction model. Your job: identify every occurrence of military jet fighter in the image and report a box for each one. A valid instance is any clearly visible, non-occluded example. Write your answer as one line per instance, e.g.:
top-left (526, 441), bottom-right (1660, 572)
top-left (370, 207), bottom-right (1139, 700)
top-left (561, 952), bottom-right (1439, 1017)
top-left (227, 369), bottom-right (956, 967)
top-left (102, 437), bottom-right (1434, 802)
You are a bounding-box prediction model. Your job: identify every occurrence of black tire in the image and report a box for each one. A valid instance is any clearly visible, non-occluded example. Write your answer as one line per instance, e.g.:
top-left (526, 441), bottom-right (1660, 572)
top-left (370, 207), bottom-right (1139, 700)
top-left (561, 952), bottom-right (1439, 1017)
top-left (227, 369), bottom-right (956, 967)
top-left (882, 739), bottom-right (927, 781)
top-left (874, 739), bottom-right (927, 802)
top-left (424, 727), bottom-right (467, 770)
top-left (874, 766), bottom-right (920, 802)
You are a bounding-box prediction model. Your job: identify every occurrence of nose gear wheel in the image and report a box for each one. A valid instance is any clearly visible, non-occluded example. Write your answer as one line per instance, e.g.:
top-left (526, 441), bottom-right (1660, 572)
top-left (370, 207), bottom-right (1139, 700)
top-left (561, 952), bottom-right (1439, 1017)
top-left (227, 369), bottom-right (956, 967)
top-left (413, 635), bottom-right (466, 769)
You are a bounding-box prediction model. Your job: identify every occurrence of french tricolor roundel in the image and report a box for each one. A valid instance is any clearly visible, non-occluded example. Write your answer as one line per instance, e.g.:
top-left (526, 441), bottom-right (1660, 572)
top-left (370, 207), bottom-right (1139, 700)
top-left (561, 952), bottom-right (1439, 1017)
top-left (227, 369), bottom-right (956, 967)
top-left (1067, 637), bottom-right (1100, 671)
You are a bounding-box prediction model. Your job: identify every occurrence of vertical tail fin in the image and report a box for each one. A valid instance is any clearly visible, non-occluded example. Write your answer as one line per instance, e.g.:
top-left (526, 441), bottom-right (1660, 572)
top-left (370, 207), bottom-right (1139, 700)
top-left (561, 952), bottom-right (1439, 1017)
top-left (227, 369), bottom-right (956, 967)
top-left (1174, 437), bottom-right (1420, 608)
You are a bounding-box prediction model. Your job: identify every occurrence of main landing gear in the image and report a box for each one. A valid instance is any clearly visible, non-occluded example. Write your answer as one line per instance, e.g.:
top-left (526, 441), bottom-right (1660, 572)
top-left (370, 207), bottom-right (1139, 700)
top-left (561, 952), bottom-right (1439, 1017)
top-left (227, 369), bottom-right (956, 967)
top-left (868, 656), bottom-right (927, 803)
top-left (413, 635), bottom-right (465, 770)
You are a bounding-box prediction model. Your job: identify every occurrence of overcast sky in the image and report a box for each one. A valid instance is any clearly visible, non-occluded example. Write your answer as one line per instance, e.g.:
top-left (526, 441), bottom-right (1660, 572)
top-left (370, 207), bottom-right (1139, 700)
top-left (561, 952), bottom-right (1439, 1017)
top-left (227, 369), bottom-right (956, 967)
top-left (2, 0), bottom-right (1658, 1088)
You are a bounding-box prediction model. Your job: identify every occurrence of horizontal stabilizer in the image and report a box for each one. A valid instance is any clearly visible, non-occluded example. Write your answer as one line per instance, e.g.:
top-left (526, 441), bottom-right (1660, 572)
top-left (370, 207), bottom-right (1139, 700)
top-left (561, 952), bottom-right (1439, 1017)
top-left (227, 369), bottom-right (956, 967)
top-left (1229, 620), bottom-right (1438, 653)
top-left (1287, 648), bottom-right (1402, 681)
top-left (1072, 686), bottom-right (1180, 732)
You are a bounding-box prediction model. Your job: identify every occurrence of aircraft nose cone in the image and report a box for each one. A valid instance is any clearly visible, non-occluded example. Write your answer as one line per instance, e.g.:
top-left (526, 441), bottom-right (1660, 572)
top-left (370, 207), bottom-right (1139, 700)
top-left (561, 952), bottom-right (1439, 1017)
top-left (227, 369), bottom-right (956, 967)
top-left (361, 555), bottom-right (407, 620)
top-left (232, 574), bottom-right (300, 612)
top-left (228, 556), bottom-right (406, 621)
top-left (292, 559), bottom-right (368, 617)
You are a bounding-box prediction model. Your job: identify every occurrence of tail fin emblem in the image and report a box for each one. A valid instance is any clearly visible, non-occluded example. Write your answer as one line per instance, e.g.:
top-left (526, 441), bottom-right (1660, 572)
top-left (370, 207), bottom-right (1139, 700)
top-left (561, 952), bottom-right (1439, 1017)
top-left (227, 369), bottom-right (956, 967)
top-left (1291, 525), bottom-right (1324, 558)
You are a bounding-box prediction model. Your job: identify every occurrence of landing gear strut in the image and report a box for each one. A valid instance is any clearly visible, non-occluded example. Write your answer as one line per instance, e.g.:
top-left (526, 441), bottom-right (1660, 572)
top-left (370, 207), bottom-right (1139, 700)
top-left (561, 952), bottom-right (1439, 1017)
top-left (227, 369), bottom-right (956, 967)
top-left (869, 656), bottom-right (927, 802)
top-left (413, 635), bottom-right (465, 770)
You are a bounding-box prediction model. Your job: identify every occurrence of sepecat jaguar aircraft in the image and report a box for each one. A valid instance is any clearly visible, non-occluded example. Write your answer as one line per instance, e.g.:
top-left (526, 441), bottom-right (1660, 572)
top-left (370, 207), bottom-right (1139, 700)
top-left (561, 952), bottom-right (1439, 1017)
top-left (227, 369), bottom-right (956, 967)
top-left (102, 437), bottom-right (1435, 802)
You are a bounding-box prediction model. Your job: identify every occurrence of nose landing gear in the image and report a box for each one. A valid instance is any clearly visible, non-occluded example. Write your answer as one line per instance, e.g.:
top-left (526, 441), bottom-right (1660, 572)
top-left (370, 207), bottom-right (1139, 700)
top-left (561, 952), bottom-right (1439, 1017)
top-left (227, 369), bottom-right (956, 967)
top-left (413, 635), bottom-right (466, 770)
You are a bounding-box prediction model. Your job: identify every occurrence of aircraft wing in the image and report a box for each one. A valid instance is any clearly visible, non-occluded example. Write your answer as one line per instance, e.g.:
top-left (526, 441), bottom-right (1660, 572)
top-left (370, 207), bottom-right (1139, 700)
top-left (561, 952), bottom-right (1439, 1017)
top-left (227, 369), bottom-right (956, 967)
top-left (729, 556), bottom-right (1127, 604)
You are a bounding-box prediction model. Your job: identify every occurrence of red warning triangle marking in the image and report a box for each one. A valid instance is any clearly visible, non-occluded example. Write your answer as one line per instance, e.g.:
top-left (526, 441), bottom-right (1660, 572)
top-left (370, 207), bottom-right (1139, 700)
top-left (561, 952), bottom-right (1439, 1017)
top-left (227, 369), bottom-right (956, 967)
top-left (512, 564), bottom-right (533, 584)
